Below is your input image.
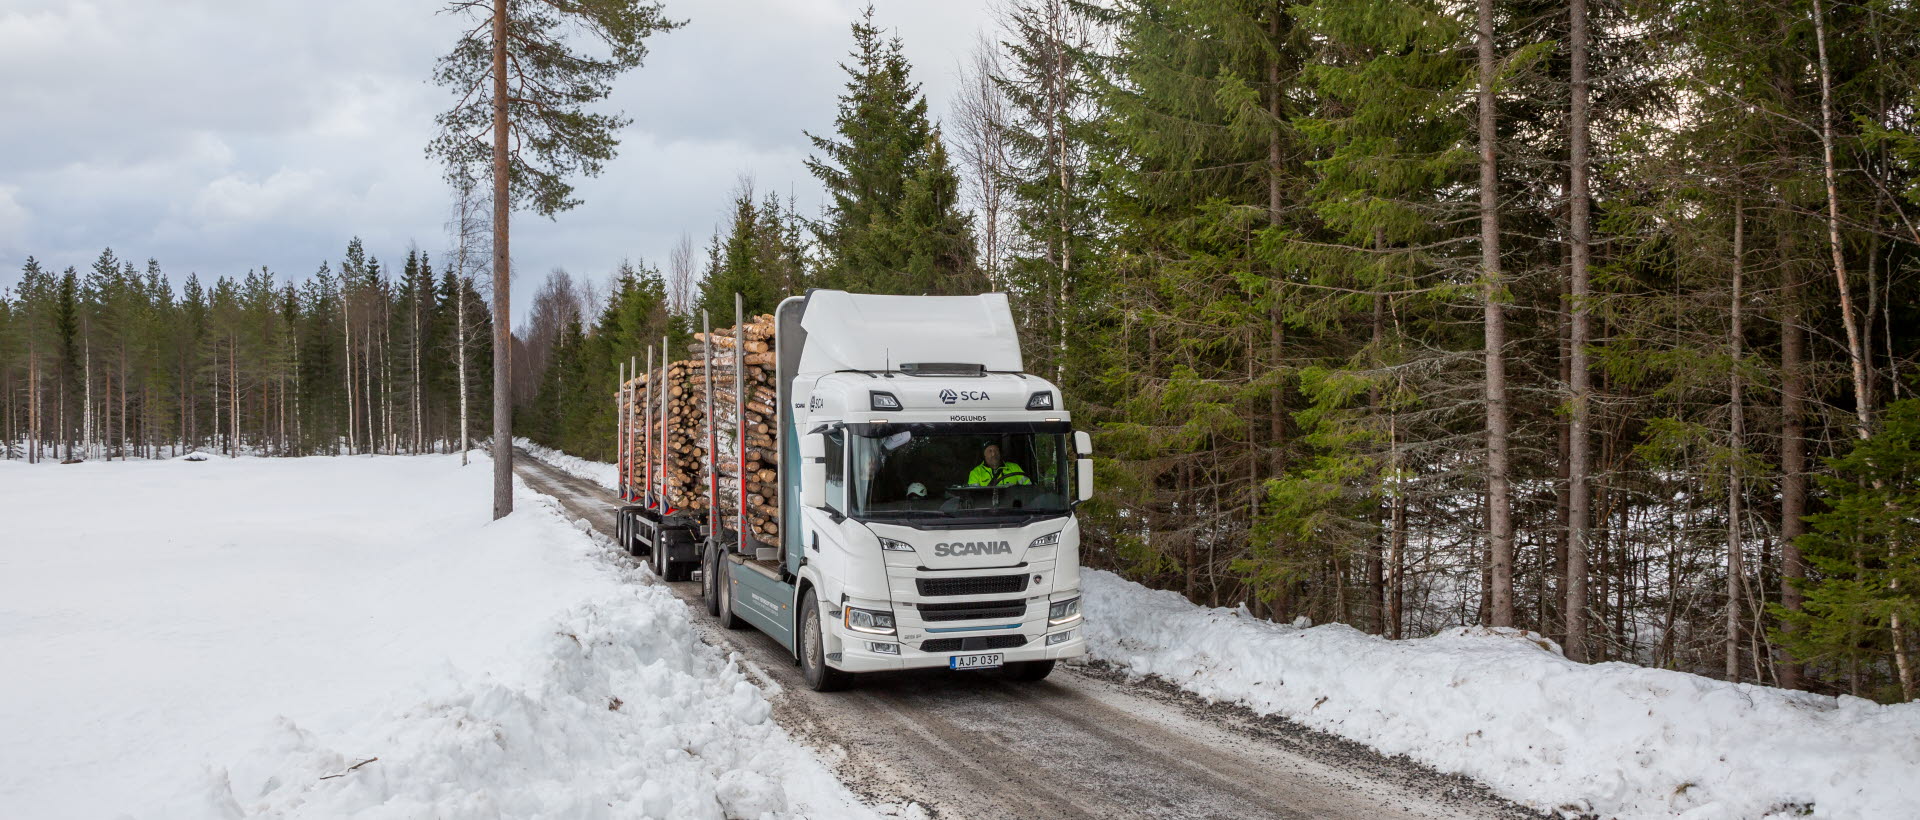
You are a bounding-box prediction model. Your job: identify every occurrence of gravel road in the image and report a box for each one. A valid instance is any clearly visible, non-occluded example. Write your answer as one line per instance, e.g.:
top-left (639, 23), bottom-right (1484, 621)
top-left (514, 449), bottom-right (1544, 820)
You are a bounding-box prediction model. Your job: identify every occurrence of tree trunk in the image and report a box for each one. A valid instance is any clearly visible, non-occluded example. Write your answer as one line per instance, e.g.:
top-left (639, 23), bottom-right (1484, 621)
top-left (1053, 0), bottom-right (1072, 385)
top-left (83, 337), bottom-right (92, 460)
top-left (458, 276), bottom-right (471, 466)
top-left (491, 0), bottom-right (515, 520)
top-left (1477, 0), bottom-right (1514, 628)
top-left (1267, 7), bottom-right (1288, 485)
top-left (1565, 0), bottom-right (1593, 659)
top-left (27, 351), bottom-right (38, 463)
top-left (344, 286), bottom-right (356, 454)
top-left (117, 347), bottom-right (127, 460)
top-left (1812, 0), bottom-right (1914, 700)
top-left (1728, 199), bottom-right (1746, 682)
top-left (1368, 230), bottom-right (1387, 633)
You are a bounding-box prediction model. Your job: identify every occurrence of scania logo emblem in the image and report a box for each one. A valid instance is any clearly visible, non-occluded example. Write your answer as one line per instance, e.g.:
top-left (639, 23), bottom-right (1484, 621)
top-left (939, 389), bottom-right (959, 405)
top-left (934, 541), bottom-right (1014, 557)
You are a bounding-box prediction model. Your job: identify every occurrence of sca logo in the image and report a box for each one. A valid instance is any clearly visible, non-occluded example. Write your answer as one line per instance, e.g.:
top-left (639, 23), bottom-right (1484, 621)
top-left (939, 389), bottom-right (990, 405)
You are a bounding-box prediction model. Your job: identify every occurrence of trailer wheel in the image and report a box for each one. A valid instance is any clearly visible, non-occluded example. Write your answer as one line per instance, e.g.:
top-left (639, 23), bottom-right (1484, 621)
top-left (799, 589), bottom-right (851, 692)
top-left (701, 543), bottom-right (721, 616)
top-left (1002, 660), bottom-right (1055, 683)
top-left (715, 557), bottom-right (744, 630)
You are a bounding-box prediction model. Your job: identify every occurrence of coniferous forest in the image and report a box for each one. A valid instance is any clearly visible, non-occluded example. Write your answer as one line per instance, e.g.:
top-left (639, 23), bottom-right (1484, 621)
top-left (7, 0), bottom-right (1920, 702)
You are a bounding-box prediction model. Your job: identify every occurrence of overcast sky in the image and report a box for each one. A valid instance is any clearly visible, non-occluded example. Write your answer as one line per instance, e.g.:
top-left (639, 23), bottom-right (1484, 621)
top-left (0, 0), bottom-right (995, 320)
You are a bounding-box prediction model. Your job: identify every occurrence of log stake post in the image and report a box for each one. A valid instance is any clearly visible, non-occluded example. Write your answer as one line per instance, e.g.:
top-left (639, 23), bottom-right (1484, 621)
top-left (735, 293), bottom-right (747, 555)
top-left (705, 310), bottom-right (717, 539)
top-left (633, 355), bottom-right (641, 499)
top-left (617, 361), bottom-right (627, 499)
top-left (644, 346), bottom-right (653, 510)
top-left (661, 334), bottom-right (670, 512)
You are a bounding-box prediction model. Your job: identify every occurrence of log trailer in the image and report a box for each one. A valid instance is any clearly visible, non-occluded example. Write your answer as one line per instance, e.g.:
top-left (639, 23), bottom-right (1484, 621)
top-left (613, 290), bottom-right (1093, 690)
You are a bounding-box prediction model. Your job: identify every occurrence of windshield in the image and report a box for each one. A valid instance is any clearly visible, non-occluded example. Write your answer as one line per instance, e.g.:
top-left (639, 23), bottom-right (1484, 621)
top-left (843, 428), bottom-right (1071, 520)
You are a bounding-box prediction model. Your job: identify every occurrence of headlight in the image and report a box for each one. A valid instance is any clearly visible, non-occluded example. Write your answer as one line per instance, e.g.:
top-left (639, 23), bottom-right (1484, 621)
top-left (870, 391), bottom-right (902, 410)
top-left (1048, 597), bottom-right (1081, 625)
top-left (1026, 391), bottom-right (1054, 410)
top-left (1030, 531), bottom-right (1061, 549)
top-left (844, 606), bottom-right (896, 635)
top-left (878, 537), bottom-right (915, 552)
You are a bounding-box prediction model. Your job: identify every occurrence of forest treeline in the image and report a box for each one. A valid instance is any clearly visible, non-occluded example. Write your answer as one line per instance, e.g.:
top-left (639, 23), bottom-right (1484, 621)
top-left (0, 236), bottom-right (495, 464)
top-left (7, 0), bottom-right (1919, 701)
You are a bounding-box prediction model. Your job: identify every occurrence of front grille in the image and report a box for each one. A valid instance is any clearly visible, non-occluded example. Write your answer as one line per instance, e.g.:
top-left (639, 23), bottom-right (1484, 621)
top-left (917, 574), bottom-right (1029, 597)
top-left (921, 634), bottom-right (1030, 653)
top-left (917, 599), bottom-right (1026, 622)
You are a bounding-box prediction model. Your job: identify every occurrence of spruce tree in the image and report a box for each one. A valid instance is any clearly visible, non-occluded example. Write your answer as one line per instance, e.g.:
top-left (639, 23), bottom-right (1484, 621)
top-left (806, 6), bottom-right (980, 294)
top-left (1777, 399), bottom-right (1920, 701)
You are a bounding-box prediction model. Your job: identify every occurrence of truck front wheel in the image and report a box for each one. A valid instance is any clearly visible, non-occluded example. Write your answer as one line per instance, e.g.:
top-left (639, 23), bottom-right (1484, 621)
top-left (799, 590), bottom-right (852, 692)
top-left (701, 544), bottom-right (721, 615)
top-left (715, 557), bottom-right (743, 630)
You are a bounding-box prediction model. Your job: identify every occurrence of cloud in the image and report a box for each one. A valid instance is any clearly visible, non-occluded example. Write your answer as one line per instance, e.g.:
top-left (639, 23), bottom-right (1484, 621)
top-left (0, 186), bottom-right (28, 253)
top-left (0, 0), bottom-right (997, 317)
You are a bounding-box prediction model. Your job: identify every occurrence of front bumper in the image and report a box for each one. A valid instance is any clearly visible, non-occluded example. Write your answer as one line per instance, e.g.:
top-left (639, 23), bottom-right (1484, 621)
top-left (830, 626), bottom-right (1087, 673)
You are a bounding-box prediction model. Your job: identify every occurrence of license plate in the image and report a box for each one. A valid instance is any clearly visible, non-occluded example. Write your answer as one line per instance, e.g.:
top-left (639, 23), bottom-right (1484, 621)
top-left (949, 653), bottom-right (1003, 670)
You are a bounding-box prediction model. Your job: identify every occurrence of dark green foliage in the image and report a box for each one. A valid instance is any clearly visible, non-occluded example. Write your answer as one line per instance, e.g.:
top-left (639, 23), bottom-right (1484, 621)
top-left (0, 238), bottom-right (502, 460)
top-left (520, 262), bottom-right (675, 461)
top-left (806, 7), bottom-right (982, 294)
top-left (1774, 400), bottom-right (1920, 701)
top-left (695, 188), bottom-right (805, 321)
top-left (429, 0), bottom-right (683, 217)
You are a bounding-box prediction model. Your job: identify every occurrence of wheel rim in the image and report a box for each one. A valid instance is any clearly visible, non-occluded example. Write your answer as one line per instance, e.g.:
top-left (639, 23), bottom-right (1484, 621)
top-left (803, 606), bottom-right (821, 674)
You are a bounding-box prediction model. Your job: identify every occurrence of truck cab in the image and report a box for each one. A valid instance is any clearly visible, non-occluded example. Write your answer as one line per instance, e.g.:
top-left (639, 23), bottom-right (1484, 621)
top-left (710, 290), bottom-right (1092, 690)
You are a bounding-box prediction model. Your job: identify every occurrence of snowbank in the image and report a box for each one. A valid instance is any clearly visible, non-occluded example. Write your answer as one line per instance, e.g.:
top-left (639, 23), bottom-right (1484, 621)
top-left (1081, 570), bottom-right (1920, 820)
top-left (515, 436), bottom-right (618, 492)
top-left (0, 455), bottom-right (869, 819)
top-left (212, 576), bottom-right (866, 819)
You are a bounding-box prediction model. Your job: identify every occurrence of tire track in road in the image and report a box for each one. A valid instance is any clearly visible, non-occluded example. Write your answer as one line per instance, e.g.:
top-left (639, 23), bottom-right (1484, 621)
top-left (513, 450), bottom-right (1543, 820)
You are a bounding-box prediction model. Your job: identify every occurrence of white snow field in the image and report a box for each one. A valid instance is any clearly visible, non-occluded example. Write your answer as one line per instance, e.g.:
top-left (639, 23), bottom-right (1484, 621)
top-left (0, 454), bottom-right (872, 819)
top-left (1082, 570), bottom-right (1920, 820)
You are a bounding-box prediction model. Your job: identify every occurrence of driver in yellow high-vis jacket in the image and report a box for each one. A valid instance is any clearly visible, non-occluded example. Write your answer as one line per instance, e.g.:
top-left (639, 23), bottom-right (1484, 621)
top-left (967, 443), bottom-right (1031, 487)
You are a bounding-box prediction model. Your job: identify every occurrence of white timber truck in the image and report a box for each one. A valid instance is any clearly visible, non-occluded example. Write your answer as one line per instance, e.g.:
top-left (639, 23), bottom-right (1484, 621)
top-left (615, 289), bottom-right (1093, 690)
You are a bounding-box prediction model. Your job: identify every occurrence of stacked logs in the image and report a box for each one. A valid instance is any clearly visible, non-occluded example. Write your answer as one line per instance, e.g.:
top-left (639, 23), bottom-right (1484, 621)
top-left (618, 314), bottom-right (781, 547)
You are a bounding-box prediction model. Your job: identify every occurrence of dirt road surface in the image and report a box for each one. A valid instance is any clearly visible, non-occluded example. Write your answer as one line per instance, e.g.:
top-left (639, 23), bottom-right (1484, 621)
top-left (514, 450), bottom-right (1542, 820)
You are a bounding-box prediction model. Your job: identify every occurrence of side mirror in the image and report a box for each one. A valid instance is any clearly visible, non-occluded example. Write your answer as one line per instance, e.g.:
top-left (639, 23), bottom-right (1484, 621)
top-left (801, 433), bottom-right (827, 508)
top-left (1074, 430), bottom-right (1093, 457)
top-left (1077, 457), bottom-right (1094, 503)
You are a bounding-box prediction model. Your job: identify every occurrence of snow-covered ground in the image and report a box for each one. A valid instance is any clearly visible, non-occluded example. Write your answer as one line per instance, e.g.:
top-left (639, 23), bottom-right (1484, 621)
top-left (0, 454), bottom-right (871, 819)
top-left (501, 442), bottom-right (1920, 819)
top-left (1082, 570), bottom-right (1920, 820)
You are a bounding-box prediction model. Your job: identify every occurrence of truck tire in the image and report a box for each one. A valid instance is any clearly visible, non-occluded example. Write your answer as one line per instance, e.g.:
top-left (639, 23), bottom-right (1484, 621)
top-left (665, 559), bottom-right (692, 583)
top-left (1002, 660), bottom-right (1055, 682)
top-left (701, 543), bottom-right (721, 616)
top-left (715, 557), bottom-right (744, 630)
top-left (799, 590), bottom-right (852, 692)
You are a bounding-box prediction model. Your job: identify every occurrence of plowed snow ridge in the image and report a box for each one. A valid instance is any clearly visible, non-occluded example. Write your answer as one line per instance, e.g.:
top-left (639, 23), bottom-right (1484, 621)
top-left (0, 454), bottom-right (871, 819)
